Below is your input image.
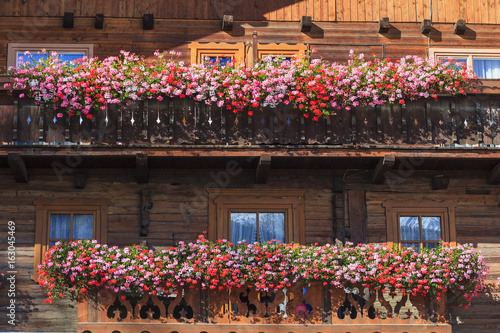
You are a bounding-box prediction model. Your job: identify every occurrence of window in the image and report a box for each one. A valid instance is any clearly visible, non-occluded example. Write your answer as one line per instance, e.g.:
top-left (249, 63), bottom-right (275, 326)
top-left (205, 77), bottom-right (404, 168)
top-left (33, 198), bottom-right (108, 279)
top-left (430, 48), bottom-right (500, 79)
top-left (7, 43), bottom-right (94, 68)
top-left (208, 189), bottom-right (305, 244)
top-left (257, 43), bottom-right (307, 62)
top-left (189, 42), bottom-right (245, 66)
top-left (383, 201), bottom-right (456, 251)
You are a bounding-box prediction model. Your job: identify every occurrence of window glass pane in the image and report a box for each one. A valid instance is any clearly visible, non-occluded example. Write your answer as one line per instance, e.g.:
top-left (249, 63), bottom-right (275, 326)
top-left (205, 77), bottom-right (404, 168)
top-left (399, 216), bottom-right (420, 241)
top-left (422, 216), bottom-right (441, 241)
top-left (50, 214), bottom-right (71, 239)
top-left (204, 56), bottom-right (232, 67)
top-left (72, 214), bottom-right (94, 239)
top-left (16, 52), bottom-right (48, 66)
top-left (15, 52), bottom-right (84, 67)
top-left (259, 213), bottom-right (285, 243)
top-left (231, 213), bottom-right (257, 243)
top-left (473, 58), bottom-right (500, 79)
top-left (423, 243), bottom-right (439, 250)
top-left (401, 242), bottom-right (420, 252)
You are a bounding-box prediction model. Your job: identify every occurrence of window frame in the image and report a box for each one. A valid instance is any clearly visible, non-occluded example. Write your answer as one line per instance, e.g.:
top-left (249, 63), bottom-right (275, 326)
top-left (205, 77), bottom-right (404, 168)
top-left (7, 43), bottom-right (94, 68)
top-left (207, 189), bottom-right (306, 244)
top-left (33, 198), bottom-right (108, 279)
top-left (189, 42), bottom-right (245, 66)
top-left (257, 43), bottom-right (307, 61)
top-left (383, 200), bottom-right (456, 249)
top-left (429, 47), bottom-right (500, 79)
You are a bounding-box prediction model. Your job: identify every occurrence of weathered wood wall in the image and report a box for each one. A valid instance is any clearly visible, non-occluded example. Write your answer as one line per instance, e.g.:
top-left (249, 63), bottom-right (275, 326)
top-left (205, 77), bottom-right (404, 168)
top-left (1, 0), bottom-right (500, 24)
top-left (0, 167), bottom-right (336, 331)
top-left (343, 171), bottom-right (500, 332)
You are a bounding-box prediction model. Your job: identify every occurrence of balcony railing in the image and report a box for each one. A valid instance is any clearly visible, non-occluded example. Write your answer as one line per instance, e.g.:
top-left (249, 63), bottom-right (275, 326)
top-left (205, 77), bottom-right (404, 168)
top-left (77, 283), bottom-right (451, 333)
top-left (0, 95), bottom-right (499, 147)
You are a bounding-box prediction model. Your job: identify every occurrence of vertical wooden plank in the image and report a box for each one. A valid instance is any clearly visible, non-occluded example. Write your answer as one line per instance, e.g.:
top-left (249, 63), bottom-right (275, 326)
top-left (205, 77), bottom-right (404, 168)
top-left (378, 104), bottom-right (403, 144)
top-left (408, 0), bottom-right (416, 21)
top-left (69, 114), bottom-right (92, 144)
top-left (496, 0), bottom-right (500, 23)
top-left (429, 99), bottom-right (453, 146)
top-left (421, 0), bottom-right (430, 20)
top-left (336, 0), bottom-right (343, 21)
top-left (380, 0), bottom-right (387, 19)
top-left (313, 0), bottom-right (321, 21)
top-left (251, 108), bottom-right (274, 144)
top-left (303, 117), bottom-right (327, 144)
top-left (121, 102), bottom-right (145, 144)
top-left (365, 0), bottom-right (373, 21)
top-left (328, 0), bottom-right (336, 21)
top-left (277, 104), bottom-right (301, 144)
top-left (197, 103), bottom-right (222, 144)
top-left (466, 0), bottom-right (475, 23)
top-left (488, 0), bottom-right (496, 24)
top-left (350, 0), bottom-right (357, 21)
top-left (1, 0), bottom-right (14, 16)
top-left (0, 95), bottom-right (14, 144)
top-left (455, 97), bottom-right (478, 145)
top-left (225, 110), bottom-right (248, 145)
top-left (94, 104), bottom-right (118, 144)
top-left (173, 98), bottom-right (196, 144)
top-left (147, 99), bottom-right (170, 144)
top-left (372, 0), bottom-right (380, 20)
top-left (402, 100), bottom-right (426, 144)
top-left (348, 190), bottom-right (367, 245)
top-left (354, 106), bottom-right (377, 144)
top-left (480, 0), bottom-right (489, 24)
top-left (329, 109), bottom-right (352, 144)
top-left (401, 0), bottom-right (409, 22)
top-left (44, 107), bottom-right (66, 144)
top-left (17, 99), bottom-right (40, 143)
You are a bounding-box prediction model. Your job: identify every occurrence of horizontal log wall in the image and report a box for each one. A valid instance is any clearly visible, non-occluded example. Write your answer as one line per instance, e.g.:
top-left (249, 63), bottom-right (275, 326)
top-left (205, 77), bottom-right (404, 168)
top-left (343, 172), bottom-right (500, 332)
top-left (0, 167), bottom-right (336, 331)
top-left (3, 17), bottom-right (500, 71)
top-left (1, 0), bottom-right (500, 23)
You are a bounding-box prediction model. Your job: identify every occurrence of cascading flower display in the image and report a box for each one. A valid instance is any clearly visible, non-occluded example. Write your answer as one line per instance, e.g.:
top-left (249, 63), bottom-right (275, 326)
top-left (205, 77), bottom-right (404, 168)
top-left (38, 234), bottom-right (487, 308)
top-left (4, 50), bottom-right (475, 120)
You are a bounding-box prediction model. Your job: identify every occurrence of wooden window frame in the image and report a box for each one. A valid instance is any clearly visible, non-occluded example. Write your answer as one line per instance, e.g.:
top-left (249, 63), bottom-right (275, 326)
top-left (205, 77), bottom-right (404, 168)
top-left (7, 43), bottom-right (94, 68)
top-left (208, 189), bottom-right (306, 244)
top-left (383, 200), bottom-right (456, 249)
top-left (189, 42), bottom-right (245, 66)
top-left (257, 43), bottom-right (307, 61)
top-left (32, 198), bottom-right (108, 279)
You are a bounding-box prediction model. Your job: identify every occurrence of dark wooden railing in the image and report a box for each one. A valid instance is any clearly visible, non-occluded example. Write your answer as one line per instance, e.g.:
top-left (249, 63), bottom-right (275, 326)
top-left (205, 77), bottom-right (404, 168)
top-left (0, 95), bottom-right (499, 146)
top-left (77, 283), bottom-right (451, 333)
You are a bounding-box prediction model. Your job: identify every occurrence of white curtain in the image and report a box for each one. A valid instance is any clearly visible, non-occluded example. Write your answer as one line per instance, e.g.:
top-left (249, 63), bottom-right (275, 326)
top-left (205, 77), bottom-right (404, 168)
top-left (259, 213), bottom-right (285, 243)
top-left (230, 212), bottom-right (285, 243)
top-left (473, 59), bottom-right (500, 79)
top-left (72, 214), bottom-right (94, 239)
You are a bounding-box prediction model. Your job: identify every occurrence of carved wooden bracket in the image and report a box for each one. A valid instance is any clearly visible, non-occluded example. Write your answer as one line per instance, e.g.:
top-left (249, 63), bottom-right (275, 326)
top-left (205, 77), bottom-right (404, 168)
top-left (8, 153), bottom-right (28, 183)
top-left (372, 154), bottom-right (395, 184)
top-left (255, 154), bottom-right (271, 184)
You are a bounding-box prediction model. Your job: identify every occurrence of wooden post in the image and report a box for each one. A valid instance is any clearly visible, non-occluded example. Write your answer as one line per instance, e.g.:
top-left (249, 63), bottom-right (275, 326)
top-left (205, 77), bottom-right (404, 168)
top-left (7, 153), bottom-right (28, 183)
top-left (136, 153), bottom-right (149, 184)
top-left (348, 190), bottom-right (367, 245)
top-left (252, 31), bottom-right (258, 65)
top-left (372, 154), bottom-right (396, 184)
top-left (255, 154), bottom-right (271, 184)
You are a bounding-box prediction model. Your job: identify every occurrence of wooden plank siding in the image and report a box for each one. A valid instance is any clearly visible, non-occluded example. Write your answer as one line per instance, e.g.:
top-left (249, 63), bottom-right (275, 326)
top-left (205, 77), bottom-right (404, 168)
top-left (0, 168), bottom-right (337, 332)
top-left (3, 17), bottom-right (500, 73)
top-left (0, 0), bottom-right (499, 23)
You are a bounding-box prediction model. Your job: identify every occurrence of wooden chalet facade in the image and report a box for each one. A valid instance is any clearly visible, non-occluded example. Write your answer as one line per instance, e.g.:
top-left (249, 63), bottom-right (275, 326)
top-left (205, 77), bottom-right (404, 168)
top-left (0, 1), bottom-right (499, 332)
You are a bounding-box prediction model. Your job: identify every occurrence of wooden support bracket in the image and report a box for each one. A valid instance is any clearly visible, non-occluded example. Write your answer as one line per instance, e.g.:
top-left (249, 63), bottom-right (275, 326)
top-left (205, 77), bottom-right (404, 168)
top-left (420, 19), bottom-right (432, 34)
top-left (487, 162), bottom-right (500, 184)
top-left (255, 154), bottom-right (272, 184)
top-left (8, 153), bottom-right (28, 183)
top-left (140, 190), bottom-right (153, 237)
top-left (379, 17), bottom-right (390, 33)
top-left (136, 153), bottom-right (149, 184)
top-left (300, 16), bottom-right (312, 32)
top-left (74, 172), bottom-right (86, 189)
top-left (372, 154), bottom-right (396, 184)
top-left (453, 19), bottom-right (466, 35)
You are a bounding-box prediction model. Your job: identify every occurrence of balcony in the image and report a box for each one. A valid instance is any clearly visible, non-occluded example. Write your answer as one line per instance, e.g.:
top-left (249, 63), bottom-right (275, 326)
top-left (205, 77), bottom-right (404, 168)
top-left (77, 283), bottom-right (450, 333)
top-left (0, 94), bottom-right (499, 147)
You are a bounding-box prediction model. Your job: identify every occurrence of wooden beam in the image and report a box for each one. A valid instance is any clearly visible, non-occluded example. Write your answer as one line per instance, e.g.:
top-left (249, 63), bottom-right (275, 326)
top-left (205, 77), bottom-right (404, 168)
top-left (372, 154), bottom-right (396, 184)
top-left (136, 153), bottom-right (149, 184)
top-left (348, 190), bottom-right (367, 245)
top-left (454, 19), bottom-right (466, 35)
top-left (7, 153), bottom-right (28, 183)
top-left (379, 17), bottom-right (390, 33)
top-left (487, 162), bottom-right (500, 184)
top-left (255, 154), bottom-right (271, 184)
